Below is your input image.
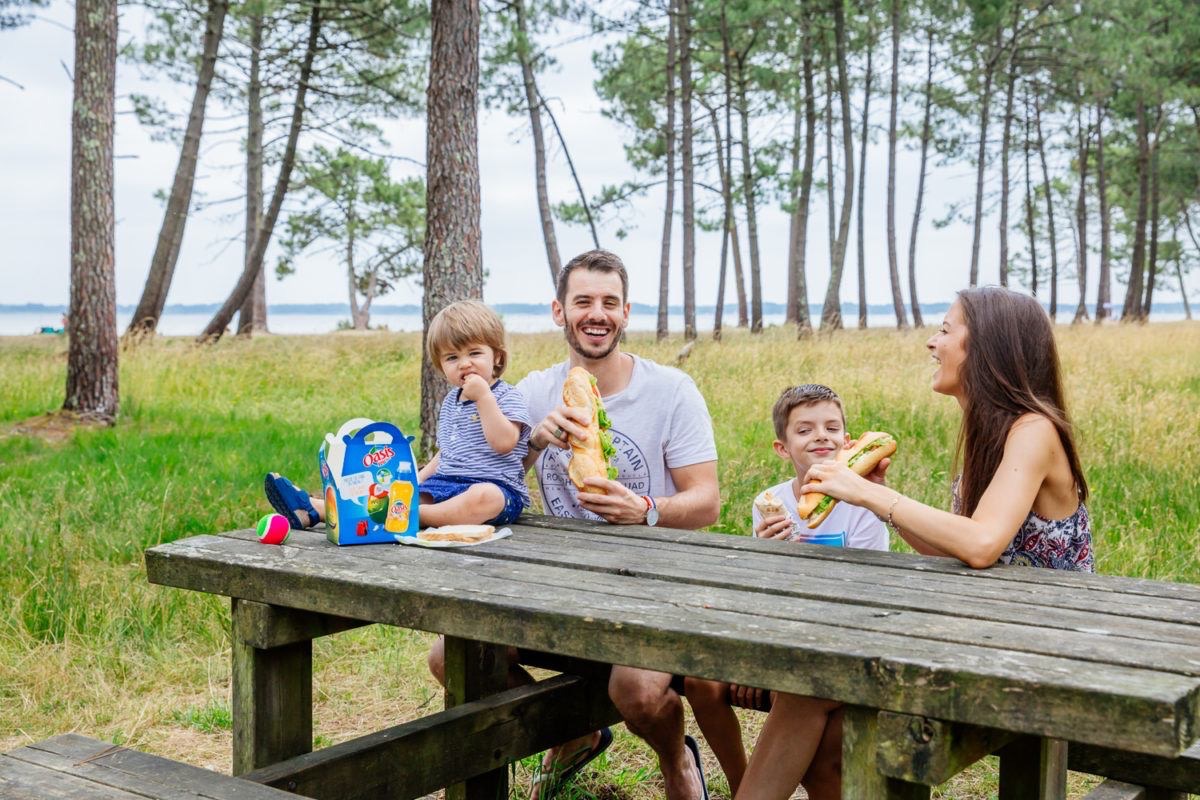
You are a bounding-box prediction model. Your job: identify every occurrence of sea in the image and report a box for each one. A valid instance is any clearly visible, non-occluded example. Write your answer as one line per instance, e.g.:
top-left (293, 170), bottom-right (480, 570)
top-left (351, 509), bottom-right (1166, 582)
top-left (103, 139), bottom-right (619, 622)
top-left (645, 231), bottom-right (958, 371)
top-left (1, 305), bottom-right (1192, 336)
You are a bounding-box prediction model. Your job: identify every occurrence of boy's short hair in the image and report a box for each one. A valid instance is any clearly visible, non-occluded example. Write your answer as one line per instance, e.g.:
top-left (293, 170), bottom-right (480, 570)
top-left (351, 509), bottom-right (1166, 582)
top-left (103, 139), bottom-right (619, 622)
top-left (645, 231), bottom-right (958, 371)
top-left (427, 300), bottom-right (509, 379)
top-left (556, 249), bottom-right (629, 305)
top-left (772, 384), bottom-right (846, 440)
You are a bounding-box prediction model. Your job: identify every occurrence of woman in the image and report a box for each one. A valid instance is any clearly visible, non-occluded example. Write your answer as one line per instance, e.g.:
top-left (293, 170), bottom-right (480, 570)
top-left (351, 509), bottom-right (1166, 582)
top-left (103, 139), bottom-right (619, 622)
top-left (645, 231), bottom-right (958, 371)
top-left (736, 286), bottom-right (1093, 800)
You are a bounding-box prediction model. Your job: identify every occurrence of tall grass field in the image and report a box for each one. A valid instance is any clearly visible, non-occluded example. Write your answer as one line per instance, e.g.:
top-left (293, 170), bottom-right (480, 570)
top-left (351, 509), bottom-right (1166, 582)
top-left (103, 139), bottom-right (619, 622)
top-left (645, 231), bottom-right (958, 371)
top-left (2, 323), bottom-right (1197, 798)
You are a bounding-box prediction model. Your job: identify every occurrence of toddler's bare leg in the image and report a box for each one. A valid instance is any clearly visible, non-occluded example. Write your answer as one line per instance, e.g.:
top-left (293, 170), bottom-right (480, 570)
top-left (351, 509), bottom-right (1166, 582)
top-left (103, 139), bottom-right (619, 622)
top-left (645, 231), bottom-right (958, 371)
top-left (419, 483), bottom-right (505, 527)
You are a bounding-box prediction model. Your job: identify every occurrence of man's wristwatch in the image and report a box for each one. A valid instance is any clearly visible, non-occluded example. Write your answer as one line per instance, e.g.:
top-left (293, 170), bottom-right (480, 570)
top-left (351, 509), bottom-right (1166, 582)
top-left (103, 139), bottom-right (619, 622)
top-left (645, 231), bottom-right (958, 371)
top-left (642, 495), bottom-right (659, 527)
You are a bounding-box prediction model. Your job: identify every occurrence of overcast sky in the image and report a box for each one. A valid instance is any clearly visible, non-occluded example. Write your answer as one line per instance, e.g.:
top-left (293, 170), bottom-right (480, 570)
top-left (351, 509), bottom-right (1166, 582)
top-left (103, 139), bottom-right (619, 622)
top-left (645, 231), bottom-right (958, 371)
top-left (2, 4), bottom-right (1183, 313)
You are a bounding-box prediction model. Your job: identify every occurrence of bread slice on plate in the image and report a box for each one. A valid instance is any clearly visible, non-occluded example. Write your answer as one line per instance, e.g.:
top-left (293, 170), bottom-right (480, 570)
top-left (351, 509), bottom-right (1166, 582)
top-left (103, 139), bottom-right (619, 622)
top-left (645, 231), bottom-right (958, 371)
top-left (417, 524), bottom-right (495, 543)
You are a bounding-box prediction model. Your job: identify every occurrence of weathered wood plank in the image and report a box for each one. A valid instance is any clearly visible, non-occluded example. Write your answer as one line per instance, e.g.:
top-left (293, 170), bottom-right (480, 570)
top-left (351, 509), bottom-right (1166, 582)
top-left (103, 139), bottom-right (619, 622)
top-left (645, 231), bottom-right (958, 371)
top-left (233, 599), bottom-right (369, 649)
top-left (243, 675), bottom-right (620, 800)
top-left (443, 637), bottom-right (509, 800)
top-left (997, 736), bottom-right (1067, 800)
top-left (4, 734), bottom-right (299, 799)
top-left (231, 598), bottom-right (313, 775)
top-left (874, 712), bottom-right (1015, 785)
top-left (1082, 781), bottom-right (1148, 800)
top-left (1068, 740), bottom-right (1200, 793)
top-left (144, 534), bottom-right (1200, 756)
top-left (513, 515), bottom-right (1200, 603)
top-left (842, 705), bottom-right (931, 799)
top-left (0, 754), bottom-right (139, 799)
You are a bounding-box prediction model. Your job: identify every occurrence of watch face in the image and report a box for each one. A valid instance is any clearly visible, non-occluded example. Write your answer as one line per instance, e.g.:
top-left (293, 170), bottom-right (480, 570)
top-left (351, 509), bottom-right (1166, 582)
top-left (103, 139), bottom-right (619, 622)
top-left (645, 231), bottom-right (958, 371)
top-left (646, 507), bottom-right (660, 527)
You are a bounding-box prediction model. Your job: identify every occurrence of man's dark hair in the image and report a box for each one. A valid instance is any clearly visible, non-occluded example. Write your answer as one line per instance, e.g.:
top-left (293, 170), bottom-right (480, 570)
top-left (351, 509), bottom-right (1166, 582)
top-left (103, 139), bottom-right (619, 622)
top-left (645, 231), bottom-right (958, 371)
top-left (555, 249), bottom-right (630, 305)
top-left (771, 384), bottom-right (845, 440)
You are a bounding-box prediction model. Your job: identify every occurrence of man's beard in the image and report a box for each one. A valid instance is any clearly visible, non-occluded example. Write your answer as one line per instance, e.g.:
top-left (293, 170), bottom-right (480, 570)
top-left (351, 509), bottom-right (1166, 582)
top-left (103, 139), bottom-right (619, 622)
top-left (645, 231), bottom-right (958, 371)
top-left (564, 320), bottom-right (623, 360)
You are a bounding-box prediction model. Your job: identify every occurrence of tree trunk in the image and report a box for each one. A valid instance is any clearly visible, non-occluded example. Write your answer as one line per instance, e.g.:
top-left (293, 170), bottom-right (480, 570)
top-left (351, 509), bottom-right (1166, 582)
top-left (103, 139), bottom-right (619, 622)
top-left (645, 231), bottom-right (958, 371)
top-left (1142, 115), bottom-right (1160, 318)
top-left (538, 91), bottom-right (599, 249)
top-left (514, 0), bottom-right (560, 287)
top-left (820, 0), bottom-right (854, 331)
top-left (1178, 217), bottom-right (1194, 321)
top-left (705, 81), bottom-right (732, 339)
top-left (968, 27), bottom-right (1002, 288)
top-left (127, 0), bottom-right (228, 338)
top-left (1035, 90), bottom-right (1059, 318)
top-left (420, 0), bottom-right (483, 456)
top-left (198, 2), bottom-right (322, 341)
top-left (679, 0), bottom-right (696, 341)
top-left (824, 53), bottom-right (836, 269)
top-left (656, 0), bottom-right (677, 341)
top-left (347, 202), bottom-right (366, 330)
top-left (1072, 104), bottom-right (1090, 324)
top-left (855, 20), bottom-right (873, 330)
top-left (885, 0), bottom-right (907, 329)
top-left (736, 56), bottom-right (763, 333)
top-left (64, 0), bottom-right (119, 421)
top-left (1121, 98), bottom-right (1149, 322)
top-left (721, 4), bottom-right (747, 329)
top-left (907, 29), bottom-right (933, 328)
top-left (1095, 103), bottom-right (1111, 322)
top-left (1023, 87), bottom-right (1038, 298)
top-left (787, 8), bottom-right (816, 338)
top-left (238, 8), bottom-right (266, 336)
top-left (998, 55), bottom-right (1016, 288)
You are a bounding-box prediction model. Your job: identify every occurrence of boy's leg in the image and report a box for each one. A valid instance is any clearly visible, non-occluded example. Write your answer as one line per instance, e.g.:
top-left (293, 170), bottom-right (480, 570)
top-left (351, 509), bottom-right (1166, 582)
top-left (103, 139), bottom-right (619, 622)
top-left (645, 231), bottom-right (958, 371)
top-left (418, 483), bottom-right (506, 528)
top-left (799, 706), bottom-right (843, 800)
top-left (609, 666), bottom-right (704, 800)
top-left (684, 677), bottom-right (748, 794)
top-left (735, 693), bottom-right (840, 800)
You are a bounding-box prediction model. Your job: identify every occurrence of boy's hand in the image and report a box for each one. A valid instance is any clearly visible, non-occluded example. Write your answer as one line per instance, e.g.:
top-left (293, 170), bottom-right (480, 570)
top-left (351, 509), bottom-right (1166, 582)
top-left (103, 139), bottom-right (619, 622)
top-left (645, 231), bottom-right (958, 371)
top-left (729, 684), bottom-right (767, 710)
top-left (755, 514), bottom-right (794, 540)
top-left (460, 373), bottom-right (491, 403)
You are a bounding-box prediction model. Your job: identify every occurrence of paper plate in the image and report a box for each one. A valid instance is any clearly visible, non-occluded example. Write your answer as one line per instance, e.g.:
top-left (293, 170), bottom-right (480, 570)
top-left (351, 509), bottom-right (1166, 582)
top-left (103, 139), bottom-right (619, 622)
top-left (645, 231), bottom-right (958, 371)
top-left (395, 527), bottom-right (512, 548)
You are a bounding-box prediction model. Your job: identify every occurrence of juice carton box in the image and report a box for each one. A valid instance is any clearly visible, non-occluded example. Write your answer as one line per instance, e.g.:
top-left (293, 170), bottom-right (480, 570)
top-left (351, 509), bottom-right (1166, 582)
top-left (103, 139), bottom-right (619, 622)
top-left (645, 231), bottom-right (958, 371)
top-left (318, 419), bottom-right (419, 545)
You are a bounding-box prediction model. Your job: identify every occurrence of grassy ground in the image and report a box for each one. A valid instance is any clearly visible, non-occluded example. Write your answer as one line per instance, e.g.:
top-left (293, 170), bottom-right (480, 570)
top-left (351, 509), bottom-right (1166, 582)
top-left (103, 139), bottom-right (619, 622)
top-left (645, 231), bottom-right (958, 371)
top-left (2, 322), bottom-right (1197, 798)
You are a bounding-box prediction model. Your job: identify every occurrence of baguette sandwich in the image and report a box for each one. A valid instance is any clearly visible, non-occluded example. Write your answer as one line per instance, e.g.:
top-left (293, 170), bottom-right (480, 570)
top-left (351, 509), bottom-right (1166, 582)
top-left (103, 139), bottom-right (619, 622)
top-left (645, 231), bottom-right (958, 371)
top-left (562, 366), bottom-right (619, 495)
top-left (418, 524), bottom-right (495, 543)
top-left (798, 432), bottom-right (897, 528)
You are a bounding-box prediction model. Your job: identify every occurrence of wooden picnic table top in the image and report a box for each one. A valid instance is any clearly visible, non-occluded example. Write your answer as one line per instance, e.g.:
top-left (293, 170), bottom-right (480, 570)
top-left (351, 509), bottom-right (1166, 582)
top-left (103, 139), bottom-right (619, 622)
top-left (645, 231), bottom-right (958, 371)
top-left (144, 515), bottom-right (1200, 761)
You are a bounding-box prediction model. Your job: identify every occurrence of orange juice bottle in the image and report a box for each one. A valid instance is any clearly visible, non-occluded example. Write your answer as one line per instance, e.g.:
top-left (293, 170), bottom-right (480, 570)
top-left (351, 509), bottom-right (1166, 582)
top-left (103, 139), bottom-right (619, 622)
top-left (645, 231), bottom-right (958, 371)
top-left (385, 481), bottom-right (414, 533)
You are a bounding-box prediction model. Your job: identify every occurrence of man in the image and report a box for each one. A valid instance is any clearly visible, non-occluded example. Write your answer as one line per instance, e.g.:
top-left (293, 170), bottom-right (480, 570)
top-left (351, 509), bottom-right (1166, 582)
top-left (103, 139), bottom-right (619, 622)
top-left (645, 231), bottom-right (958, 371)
top-left (430, 249), bottom-right (720, 799)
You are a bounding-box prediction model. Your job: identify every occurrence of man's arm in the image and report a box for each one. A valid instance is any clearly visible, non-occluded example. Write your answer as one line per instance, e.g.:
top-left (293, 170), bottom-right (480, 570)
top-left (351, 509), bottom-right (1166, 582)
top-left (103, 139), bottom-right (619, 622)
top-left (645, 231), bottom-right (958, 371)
top-left (578, 460), bottom-right (719, 529)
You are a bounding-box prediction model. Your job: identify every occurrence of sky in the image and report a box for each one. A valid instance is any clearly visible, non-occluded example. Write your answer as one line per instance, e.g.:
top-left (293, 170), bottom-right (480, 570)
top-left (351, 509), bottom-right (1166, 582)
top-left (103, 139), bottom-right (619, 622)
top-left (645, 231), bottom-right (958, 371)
top-left (0, 4), bottom-right (1186, 314)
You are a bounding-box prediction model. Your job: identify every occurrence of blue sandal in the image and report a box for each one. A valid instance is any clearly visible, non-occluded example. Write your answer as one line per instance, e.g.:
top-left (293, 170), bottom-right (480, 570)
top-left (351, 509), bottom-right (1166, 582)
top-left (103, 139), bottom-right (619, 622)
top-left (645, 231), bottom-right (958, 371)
top-left (264, 473), bottom-right (320, 530)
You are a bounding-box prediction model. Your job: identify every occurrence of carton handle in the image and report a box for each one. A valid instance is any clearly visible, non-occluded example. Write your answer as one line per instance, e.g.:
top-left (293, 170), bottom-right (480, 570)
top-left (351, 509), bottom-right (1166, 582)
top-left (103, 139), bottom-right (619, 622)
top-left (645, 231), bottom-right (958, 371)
top-left (343, 421), bottom-right (397, 446)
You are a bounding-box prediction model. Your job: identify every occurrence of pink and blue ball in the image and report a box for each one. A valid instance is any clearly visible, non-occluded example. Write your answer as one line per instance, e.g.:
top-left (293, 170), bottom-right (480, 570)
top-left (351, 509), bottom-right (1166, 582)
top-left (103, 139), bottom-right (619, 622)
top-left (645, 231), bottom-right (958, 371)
top-left (257, 513), bottom-right (291, 545)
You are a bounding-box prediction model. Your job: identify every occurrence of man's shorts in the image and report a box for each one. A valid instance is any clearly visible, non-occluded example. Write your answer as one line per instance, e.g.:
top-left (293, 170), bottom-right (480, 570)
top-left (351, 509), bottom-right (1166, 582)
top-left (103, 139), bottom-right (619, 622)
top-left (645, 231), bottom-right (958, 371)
top-left (419, 474), bottom-right (526, 526)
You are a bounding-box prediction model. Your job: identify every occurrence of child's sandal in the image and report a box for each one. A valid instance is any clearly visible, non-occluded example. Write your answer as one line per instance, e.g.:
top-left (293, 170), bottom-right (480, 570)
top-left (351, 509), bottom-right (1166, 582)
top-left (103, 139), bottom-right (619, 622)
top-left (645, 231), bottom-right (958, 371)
top-left (264, 473), bottom-right (320, 530)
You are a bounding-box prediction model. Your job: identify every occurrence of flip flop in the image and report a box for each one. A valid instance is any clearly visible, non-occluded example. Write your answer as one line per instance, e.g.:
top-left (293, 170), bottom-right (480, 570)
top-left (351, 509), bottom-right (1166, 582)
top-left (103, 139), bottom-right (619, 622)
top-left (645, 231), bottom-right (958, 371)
top-left (263, 473), bottom-right (320, 530)
top-left (684, 734), bottom-right (709, 800)
top-left (530, 726), bottom-right (613, 799)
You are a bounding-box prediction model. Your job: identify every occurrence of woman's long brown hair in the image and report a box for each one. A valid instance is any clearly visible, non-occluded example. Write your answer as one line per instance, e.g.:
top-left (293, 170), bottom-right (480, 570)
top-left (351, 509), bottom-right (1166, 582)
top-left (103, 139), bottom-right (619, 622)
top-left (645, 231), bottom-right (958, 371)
top-left (954, 287), bottom-right (1088, 516)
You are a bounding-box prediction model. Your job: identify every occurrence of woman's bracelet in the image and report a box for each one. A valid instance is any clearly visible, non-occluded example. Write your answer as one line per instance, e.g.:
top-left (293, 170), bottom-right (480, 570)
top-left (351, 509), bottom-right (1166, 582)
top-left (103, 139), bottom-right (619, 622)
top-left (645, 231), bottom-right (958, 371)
top-left (880, 492), bottom-right (902, 532)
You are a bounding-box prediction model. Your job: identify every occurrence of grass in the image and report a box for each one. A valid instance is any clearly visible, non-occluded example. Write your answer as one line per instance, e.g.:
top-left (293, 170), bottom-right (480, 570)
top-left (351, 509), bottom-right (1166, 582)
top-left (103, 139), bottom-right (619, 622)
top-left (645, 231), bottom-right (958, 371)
top-left (1, 322), bottom-right (1198, 798)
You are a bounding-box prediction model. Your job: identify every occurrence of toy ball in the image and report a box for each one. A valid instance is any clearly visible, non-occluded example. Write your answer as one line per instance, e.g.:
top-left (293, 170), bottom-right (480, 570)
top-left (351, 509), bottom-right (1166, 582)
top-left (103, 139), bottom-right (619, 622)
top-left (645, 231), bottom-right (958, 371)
top-left (256, 513), bottom-right (291, 545)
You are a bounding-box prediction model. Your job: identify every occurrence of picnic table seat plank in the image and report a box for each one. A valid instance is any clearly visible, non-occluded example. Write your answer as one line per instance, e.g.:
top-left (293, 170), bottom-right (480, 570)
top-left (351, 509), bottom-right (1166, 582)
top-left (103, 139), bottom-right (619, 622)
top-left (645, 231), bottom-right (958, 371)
top-left (514, 515), bottom-right (1200, 604)
top-left (215, 527), bottom-right (1200, 680)
top-left (1068, 739), bottom-right (1200, 794)
top-left (1, 734), bottom-right (299, 799)
top-left (145, 533), bottom-right (1200, 756)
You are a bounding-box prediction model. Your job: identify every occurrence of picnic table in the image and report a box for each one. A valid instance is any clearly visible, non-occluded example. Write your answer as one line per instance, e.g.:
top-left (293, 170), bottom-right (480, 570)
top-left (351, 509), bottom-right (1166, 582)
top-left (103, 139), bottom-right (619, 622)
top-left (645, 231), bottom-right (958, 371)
top-left (143, 515), bottom-right (1200, 799)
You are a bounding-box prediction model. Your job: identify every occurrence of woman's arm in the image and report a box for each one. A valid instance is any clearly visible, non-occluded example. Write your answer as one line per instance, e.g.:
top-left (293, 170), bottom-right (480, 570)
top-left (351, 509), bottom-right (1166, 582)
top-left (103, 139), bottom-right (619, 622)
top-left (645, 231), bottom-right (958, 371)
top-left (802, 417), bottom-right (1059, 568)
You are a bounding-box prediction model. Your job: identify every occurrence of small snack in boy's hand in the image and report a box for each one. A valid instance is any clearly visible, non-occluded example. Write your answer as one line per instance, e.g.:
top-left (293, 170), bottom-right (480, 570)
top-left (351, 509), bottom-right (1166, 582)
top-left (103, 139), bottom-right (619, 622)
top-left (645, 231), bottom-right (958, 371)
top-left (418, 524), bottom-right (495, 543)
top-left (256, 513), bottom-right (291, 545)
top-left (753, 490), bottom-right (785, 518)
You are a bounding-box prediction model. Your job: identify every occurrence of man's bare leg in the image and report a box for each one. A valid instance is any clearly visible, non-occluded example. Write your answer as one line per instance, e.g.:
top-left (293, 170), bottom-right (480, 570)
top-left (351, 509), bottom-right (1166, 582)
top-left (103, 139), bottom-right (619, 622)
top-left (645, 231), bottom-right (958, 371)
top-left (683, 677), bottom-right (747, 793)
top-left (610, 666), bottom-right (703, 800)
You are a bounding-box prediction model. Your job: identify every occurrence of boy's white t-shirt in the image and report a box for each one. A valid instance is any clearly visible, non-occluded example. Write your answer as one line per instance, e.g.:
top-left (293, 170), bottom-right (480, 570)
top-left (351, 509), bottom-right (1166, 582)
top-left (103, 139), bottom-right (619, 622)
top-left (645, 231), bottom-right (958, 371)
top-left (752, 479), bottom-right (888, 551)
top-left (517, 355), bottom-right (717, 520)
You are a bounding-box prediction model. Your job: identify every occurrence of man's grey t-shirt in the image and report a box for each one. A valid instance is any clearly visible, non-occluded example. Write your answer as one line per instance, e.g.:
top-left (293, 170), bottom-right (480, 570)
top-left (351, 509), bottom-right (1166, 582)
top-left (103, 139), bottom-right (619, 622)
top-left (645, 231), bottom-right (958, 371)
top-left (516, 355), bottom-right (718, 520)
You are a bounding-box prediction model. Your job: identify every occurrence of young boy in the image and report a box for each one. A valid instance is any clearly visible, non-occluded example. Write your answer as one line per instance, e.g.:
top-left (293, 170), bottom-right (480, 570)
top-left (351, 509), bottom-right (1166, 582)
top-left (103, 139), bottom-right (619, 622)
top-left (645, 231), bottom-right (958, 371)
top-left (264, 300), bottom-right (530, 529)
top-left (684, 384), bottom-right (887, 799)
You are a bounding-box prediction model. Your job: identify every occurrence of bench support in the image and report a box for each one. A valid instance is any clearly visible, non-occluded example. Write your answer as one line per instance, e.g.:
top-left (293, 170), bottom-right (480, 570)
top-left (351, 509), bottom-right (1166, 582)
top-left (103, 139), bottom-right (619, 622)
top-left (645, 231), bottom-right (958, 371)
top-left (843, 706), bottom-right (931, 799)
top-left (875, 711), bottom-right (1016, 786)
top-left (997, 736), bottom-right (1068, 800)
top-left (232, 599), bottom-right (313, 775)
top-left (444, 636), bottom-right (511, 800)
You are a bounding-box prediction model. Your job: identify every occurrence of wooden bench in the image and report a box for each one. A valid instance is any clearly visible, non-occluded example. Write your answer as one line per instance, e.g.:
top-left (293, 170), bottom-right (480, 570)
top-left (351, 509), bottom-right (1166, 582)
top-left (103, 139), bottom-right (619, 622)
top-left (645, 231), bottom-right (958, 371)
top-left (144, 516), bottom-right (1200, 799)
top-left (0, 733), bottom-right (300, 798)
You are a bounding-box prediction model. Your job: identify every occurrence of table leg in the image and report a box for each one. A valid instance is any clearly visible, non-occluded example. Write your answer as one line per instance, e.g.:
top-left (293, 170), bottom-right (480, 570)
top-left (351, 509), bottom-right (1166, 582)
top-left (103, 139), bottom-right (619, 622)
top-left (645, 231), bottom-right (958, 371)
top-left (998, 736), bottom-right (1068, 800)
top-left (231, 598), bottom-right (313, 775)
top-left (444, 636), bottom-right (509, 800)
top-left (842, 706), bottom-right (931, 800)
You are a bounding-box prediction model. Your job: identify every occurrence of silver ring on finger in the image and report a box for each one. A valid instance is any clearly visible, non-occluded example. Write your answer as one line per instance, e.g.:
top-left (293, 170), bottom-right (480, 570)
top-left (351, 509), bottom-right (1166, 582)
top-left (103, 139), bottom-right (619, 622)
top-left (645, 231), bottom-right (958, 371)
top-left (553, 426), bottom-right (565, 440)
